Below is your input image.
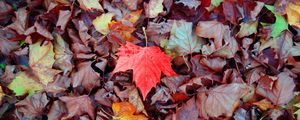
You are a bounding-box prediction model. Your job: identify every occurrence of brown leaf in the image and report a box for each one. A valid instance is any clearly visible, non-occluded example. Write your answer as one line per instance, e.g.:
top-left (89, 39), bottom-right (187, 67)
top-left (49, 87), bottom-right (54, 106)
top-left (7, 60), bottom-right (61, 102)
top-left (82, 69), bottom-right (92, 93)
top-left (256, 72), bottom-right (295, 106)
top-left (204, 83), bottom-right (251, 117)
top-left (71, 61), bottom-right (100, 92)
top-left (59, 95), bottom-right (95, 119)
top-left (6, 8), bottom-right (28, 35)
top-left (161, 75), bottom-right (190, 93)
top-left (25, 22), bottom-right (54, 40)
top-left (196, 21), bottom-right (228, 49)
top-left (47, 101), bottom-right (68, 120)
top-left (151, 85), bottom-right (173, 105)
top-left (15, 93), bottom-right (49, 119)
top-left (53, 33), bottom-right (74, 74)
top-left (94, 89), bottom-right (112, 107)
top-left (129, 88), bottom-right (146, 114)
top-left (56, 10), bottom-right (71, 31)
top-left (176, 96), bottom-right (198, 120)
top-left (0, 31), bottom-right (18, 55)
top-left (45, 74), bottom-right (70, 96)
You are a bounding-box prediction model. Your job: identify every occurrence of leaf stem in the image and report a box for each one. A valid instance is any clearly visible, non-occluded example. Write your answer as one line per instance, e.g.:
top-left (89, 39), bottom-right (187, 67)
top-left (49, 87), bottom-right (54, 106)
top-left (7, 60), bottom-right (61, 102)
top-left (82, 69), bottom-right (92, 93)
top-left (142, 27), bottom-right (148, 47)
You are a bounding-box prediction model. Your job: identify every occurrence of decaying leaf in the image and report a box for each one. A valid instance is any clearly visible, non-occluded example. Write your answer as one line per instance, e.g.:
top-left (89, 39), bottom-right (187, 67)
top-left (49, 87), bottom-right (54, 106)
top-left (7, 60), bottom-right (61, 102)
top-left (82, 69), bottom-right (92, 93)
top-left (144, 0), bottom-right (164, 18)
top-left (78, 0), bottom-right (103, 11)
top-left (8, 41), bottom-right (61, 96)
top-left (256, 72), bottom-right (295, 106)
top-left (60, 95), bottom-right (95, 119)
top-left (165, 20), bottom-right (203, 56)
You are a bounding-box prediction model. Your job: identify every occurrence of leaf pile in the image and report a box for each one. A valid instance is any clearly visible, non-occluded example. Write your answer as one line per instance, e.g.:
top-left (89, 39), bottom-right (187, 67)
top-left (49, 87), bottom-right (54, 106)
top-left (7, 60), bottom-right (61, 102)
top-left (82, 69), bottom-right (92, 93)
top-left (0, 0), bottom-right (300, 120)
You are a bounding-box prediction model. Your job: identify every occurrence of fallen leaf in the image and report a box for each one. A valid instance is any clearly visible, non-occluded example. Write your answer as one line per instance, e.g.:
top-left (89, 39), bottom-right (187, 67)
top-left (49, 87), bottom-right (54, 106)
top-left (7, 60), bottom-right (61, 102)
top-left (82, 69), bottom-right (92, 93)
top-left (286, 3), bottom-right (300, 28)
top-left (237, 21), bottom-right (258, 38)
top-left (47, 101), bottom-right (68, 120)
top-left (253, 99), bottom-right (274, 111)
top-left (175, 0), bottom-right (201, 9)
top-left (165, 20), bottom-right (203, 56)
top-left (78, 0), bottom-right (103, 11)
top-left (256, 72), bottom-right (295, 106)
top-left (15, 93), bottom-right (49, 119)
top-left (122, 0), bottom-right (139, 10)
top-left (56, 10), bottom-right (71, 31)
top-left (265, 5), bottom-right (288, 38)
top-left (196, 21), bottom-right (228, 49)
top-left (113, 42), bottom-right (177, 99)
top-left (53, 33), bottom-right (74, 74)
top-left (8, 41), bottom-right (61, 96)
top-left (6, 8), bottom-right (28, 35)
top-left (205, 83), bottom-right (250, 117)
top-left (60, 95), bottom-right (95, 119)
top-left (176, 96), bottom-right (198, 120)
top-left (71, 61), bottom-right (100, 92)
top-left (93, 13), bottom-right (115, 35)
top-left (112, 102), bottom-right (147, 120)
top-left (144, 0), bottom-right (164, 18)
top-left (129, 88), bottom-right (146, 114)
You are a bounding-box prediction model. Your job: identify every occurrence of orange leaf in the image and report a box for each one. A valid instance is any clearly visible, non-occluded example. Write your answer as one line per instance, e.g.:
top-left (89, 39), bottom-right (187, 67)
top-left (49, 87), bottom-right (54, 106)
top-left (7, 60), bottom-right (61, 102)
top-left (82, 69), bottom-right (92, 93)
top-left (112, 102), bottom-right (147, 120)
top-left (253, 99), bottom-right (274, 111)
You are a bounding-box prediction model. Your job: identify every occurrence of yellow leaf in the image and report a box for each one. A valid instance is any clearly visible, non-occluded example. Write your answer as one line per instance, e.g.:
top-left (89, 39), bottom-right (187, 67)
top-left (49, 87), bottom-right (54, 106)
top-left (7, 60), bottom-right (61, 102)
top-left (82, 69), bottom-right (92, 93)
top-left (253, 99), bottom-right (274, 111)
top-left (8, 41), bottom-right (60, 96)
top-left (0, 86), bottom-right (5, 102)
top-left (112, 102), bottom-right (147, 120)
top-left (29, 41), bottom-right (55, 68)
top-left (78, 0), bottom-right (103, 11)
top-left (93, 13), bottom-right (115, 35)
top-left (286, 3), bottom-right (300, 28)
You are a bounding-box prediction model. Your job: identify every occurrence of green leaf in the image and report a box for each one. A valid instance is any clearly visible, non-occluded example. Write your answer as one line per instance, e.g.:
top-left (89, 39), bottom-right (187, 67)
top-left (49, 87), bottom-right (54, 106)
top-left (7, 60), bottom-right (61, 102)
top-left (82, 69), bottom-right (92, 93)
top-left (8, 72), bottom-right (44, 96)
top-left (165, 20), bottom-right (203, 56)
top-left (0, 64), bottom-right (6, 70)
top-left (19, 40), bottom-right (26, 46)
top-left (265, 5), bottom-right (288, 38)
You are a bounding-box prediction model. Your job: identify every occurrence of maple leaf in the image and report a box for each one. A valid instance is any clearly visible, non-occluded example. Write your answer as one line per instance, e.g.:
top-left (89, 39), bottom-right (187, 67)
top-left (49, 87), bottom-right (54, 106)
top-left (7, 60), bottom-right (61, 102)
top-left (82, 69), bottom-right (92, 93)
top-left (196, 21), bottom-right (228, 49)
top-left (15, 93), bottom-right (49, 119)
top-left (286, 3), bottom-right (300, 28)
top-left (265, 5), bottom-right (288, 38)
top-left (112, 102), bottom-right (147, 120)
top-left (113, 42), bottom-right (177, 99)
top-left (165, 20), bottom-right (203, 56)
top-left (8, 41), bottom-right (61, 96)
top-left (78, 0), bottom-right (103, 11)
top-left (203, 83), bottom-right (251, 117)
top-left (144, 0), bottom-right (164, 18)
top-left (256, 72), bottom-right (295, 106)
top-left (59, 95), bottom-right (95, 119)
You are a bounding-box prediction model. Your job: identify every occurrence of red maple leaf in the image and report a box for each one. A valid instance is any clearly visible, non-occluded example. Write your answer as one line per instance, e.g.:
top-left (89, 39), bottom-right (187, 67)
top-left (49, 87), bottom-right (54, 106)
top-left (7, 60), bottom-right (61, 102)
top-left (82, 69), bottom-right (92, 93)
top-left (113, 42), bottom-right (177, 99)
